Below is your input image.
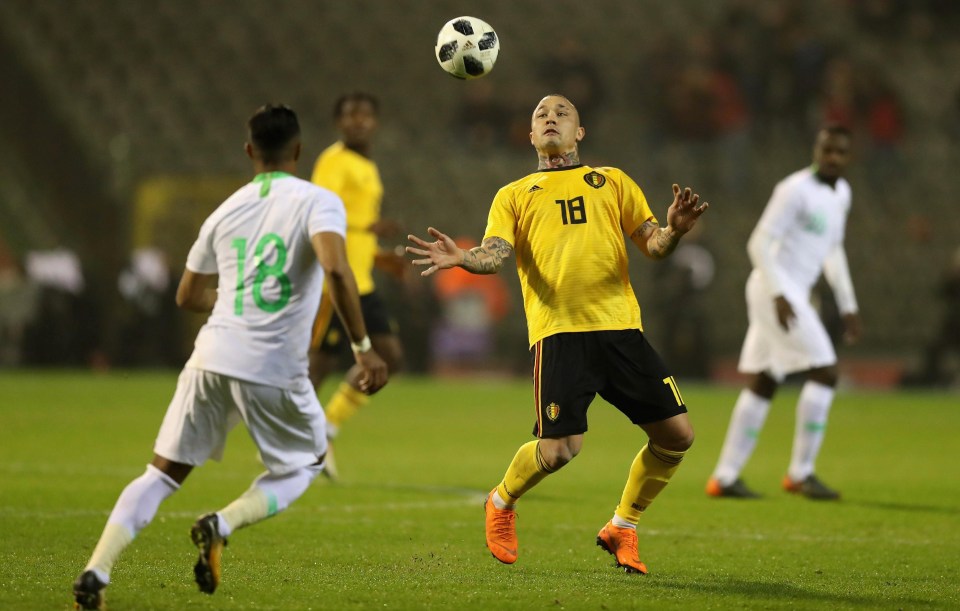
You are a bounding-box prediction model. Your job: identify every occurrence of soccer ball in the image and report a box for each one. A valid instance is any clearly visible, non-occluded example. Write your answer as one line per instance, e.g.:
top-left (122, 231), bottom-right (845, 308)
top-left (435, 16), bottom-right (499, 80)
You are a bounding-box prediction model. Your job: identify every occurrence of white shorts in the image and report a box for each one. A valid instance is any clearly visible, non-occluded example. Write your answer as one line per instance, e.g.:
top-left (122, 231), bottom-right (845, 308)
top-left (737, 275), bottom-right (837, 382)
top-left (154, 368), bottom-right (327, 475)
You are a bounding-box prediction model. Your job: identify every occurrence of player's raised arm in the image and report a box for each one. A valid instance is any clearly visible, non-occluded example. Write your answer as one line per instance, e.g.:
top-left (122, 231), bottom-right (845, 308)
top-left (630, 184), bottom-right (709, 260)
top-left (406, 227), bottom-right (513, 276)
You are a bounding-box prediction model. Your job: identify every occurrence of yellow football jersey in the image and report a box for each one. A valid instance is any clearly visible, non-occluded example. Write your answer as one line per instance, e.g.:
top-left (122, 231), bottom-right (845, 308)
top-left (483, 165), bottom-right (656, 347)
top-left (311, 142), bottom-right (383, 295)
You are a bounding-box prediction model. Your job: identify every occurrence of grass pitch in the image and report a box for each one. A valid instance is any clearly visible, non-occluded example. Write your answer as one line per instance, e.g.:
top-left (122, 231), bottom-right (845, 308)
top-left (1, 371), bottom-right (958, 609)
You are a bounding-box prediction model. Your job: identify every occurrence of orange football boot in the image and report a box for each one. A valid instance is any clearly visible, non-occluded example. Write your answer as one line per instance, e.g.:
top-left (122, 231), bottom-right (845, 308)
top-left (597, 520), bottom-right (648, 574)
top-left (484, 488), bottom-right (518, 564)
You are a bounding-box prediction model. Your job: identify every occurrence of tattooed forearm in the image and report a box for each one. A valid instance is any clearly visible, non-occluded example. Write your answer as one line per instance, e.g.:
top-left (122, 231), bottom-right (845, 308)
top-left (631, 220), bottom-right (680, 259)
top-left (460, 236), bottom-right (513, 274)
top-left (648, 227), bottom-right (680, 258)
top-left (632, 220), bottom-right (658, 243)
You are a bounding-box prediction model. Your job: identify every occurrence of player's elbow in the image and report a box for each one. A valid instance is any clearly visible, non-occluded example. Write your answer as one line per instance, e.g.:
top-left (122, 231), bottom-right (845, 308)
top-left (175, 286), bottom-right (196, 311)
top-left (323, 262), bottom-right (350, 285)
top-left (176, 293), bottom-right (205, 312)
top-left (746, 229), bottom-right (773, 267)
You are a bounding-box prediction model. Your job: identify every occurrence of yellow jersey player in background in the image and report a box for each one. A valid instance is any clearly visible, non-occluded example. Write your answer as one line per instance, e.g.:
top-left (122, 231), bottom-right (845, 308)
top-left (309, 92), bottom-right (405, 480)
top-left (407, 94), bottom-right (709, 574)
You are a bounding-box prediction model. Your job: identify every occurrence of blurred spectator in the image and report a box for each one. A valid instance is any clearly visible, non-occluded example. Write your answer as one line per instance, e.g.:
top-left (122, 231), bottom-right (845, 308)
top-left (759, 8), bottom-right (830, 137)
top-left (115, 247), bottom-right (184, 367)
top-left (719, 0), bottom-right (770, 118)
top-left (708, 60), bottom-right (752, 196)
top-left (949, 85), bottom-right (960, 140)
top-left (430, 237), bottom-right (510, 374)
top-left (20, 248), bottom-right (102, 366)
top-left (455, 79), bottom-right (511, 150)
top-left (650, 223), bottom-right (715, 379)
top-left (902, 247), bottom-right (960, 387)
top-left (626, 32), bottom-right (686, 187)
top-left (0, 241), bottom-right (38, 366)
top-left (817, 57), bottom-right (857, 130)
top-left (853, 0), bottom-right (907, 39)
top-left (536, 38), bottom-right (606, 124)
top-left (659, 31), bottom-right (752, 196)
top-left (860, 70), bottom-right (906, 203)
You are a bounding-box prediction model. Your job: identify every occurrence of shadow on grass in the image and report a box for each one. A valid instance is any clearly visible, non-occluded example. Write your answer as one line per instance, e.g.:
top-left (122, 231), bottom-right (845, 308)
top-left (654, 576), bottom-right (934, 608)
top-left (332, 480), bottom-right (486, 498)
top-left (844, 499), bottom-right (960, 515)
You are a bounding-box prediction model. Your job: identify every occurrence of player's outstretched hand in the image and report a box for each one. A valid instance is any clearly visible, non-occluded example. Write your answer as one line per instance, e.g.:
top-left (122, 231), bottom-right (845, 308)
top-left (406, 227), bottom-right (463, 277)
top-left (355, 350), bottom-right (388, 395)
top-left (666, 183), bottom-right (709, 235)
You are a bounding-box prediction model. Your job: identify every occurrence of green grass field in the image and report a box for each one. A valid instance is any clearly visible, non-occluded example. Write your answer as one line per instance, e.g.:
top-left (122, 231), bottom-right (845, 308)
top-left (1, 371), bottom-right (958, 610)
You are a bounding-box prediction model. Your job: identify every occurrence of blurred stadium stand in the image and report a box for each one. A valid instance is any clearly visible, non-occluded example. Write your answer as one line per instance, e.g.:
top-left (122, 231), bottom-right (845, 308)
top-left (0, 0), bottom-right (958, 379)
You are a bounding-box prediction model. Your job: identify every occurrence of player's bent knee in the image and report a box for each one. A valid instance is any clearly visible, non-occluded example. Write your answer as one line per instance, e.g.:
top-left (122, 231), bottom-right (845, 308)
top-left (256, 464), bottom-right (325, 515)
top-left (808, 366), bottom-right (839, 388)
top-left (674, 430), bottom-right (695, 452)
top-left (538, 438), bottom-right (581, 470)
top-left (651, 427), bottom-right (694, 453)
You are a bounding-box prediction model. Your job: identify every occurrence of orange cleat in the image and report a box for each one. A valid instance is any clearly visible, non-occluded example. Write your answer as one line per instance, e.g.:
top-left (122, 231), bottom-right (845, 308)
top-left (484, 489), bottom-right (518, 564)
top-left (596, 521), bottom-right (648, 574)
top-left (706, 477), bottom-right (761, 499)
top-left (783, 474), bottom-right (840, 500)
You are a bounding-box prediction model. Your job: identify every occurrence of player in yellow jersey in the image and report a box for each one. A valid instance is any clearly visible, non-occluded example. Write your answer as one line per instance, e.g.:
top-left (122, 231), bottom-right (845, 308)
top-left (407, 94), bottom-right (709, 574)
top-left (309, 92), bottom-right (405, 479)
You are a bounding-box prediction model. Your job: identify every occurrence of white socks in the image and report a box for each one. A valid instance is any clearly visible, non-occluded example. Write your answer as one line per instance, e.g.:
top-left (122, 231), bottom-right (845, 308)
top-left (85, 464), bottom-right (180, 582)
top-left (787, 381), bottom-right (835, 482)
top-left (712, 389), bottom-right (771, 485)
top-left (83, 463), bottom-right (325, 582)
top-left (611, 514), bottom-right (636, 530)
top-left (217, 464), bottom-right (323, 537)
top-left (713, 382), bottom-right (836, 485)
top-left (490, 488), bottom-right (512, 510)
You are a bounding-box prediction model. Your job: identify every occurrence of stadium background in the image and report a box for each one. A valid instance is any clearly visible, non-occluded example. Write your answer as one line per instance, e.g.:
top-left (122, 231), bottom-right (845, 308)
top-left (1, 0), bottom-right (958, 383)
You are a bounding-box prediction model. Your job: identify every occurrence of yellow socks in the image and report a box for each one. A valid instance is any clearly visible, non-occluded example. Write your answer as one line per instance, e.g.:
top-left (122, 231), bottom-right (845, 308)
top-left (496, 440), bottom-right (554, 505)
top-left (615, 443), bottom-right (686, 524)
top-left (324, 381), bottom-right (369, 435)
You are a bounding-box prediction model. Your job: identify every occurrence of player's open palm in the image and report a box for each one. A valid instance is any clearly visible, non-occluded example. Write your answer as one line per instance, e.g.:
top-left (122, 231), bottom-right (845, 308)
top-left (666, 183), bottom-right (709, 235)
top-left (406, 227), bottom-right (463, 277)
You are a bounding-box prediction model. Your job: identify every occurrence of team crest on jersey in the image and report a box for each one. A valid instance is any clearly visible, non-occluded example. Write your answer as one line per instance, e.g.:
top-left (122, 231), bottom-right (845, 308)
top-left (803, 211), bottom-right (827, 235)
top-left (545, 402), bottom-right (560, 422)
top-left (583, 171), bottom-right (606, 189)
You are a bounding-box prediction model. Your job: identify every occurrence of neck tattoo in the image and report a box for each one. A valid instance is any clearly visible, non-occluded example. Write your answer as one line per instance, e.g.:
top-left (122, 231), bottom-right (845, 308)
top-left (538, 151), bottom-right (579, 170)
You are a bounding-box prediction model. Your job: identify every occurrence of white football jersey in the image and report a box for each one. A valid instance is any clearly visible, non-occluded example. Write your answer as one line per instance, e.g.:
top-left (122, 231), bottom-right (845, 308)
top-left (747, 167), bottom-right (852, 301)
top-left (184, 172), bottom-right (346, 390)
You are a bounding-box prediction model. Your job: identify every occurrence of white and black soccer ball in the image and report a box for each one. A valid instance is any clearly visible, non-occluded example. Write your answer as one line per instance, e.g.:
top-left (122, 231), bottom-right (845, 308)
top-left (435, 16), bottom-right (499, 80)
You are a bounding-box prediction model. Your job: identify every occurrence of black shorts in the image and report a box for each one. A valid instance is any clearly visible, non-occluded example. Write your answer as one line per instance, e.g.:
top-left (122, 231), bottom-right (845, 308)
top-left (317, 291), bottom-right (397, 354)
top-left (531, 330), bottom-right (687, 437)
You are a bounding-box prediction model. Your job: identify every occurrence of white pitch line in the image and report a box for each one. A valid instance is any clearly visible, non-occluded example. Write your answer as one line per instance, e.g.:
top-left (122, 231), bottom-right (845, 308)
top-left (0, 488), bottom-right (488, 521)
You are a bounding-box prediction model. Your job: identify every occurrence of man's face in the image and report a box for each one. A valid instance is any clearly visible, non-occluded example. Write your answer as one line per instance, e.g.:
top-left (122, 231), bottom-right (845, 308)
top-left (337, 99), bottom-right (378, 148)
top-left (529, 95), bottom-right (584, 155)
top-left (813, 131), bottom-right (852, 179)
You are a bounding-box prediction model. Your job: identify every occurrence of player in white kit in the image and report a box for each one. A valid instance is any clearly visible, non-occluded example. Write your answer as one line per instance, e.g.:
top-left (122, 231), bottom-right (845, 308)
top-left (706, 125), bottom-right (861, 501)
top-left (73, 105), bottom-right (388, 610)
